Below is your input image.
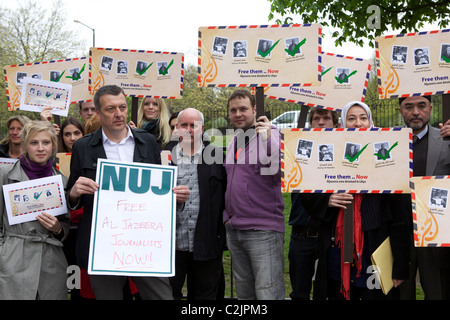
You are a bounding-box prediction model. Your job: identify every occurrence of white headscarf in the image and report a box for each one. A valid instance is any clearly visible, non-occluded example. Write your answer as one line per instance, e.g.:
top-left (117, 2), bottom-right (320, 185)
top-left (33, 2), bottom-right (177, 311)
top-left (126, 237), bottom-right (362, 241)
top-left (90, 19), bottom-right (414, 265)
top-left (340, 101), bottom-right (373, 128)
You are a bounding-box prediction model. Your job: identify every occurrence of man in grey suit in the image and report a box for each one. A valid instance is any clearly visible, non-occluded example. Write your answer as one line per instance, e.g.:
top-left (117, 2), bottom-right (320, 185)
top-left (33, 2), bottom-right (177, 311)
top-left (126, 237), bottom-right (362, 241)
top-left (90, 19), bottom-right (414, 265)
top-left (398, 95), bottom-right (450, 300)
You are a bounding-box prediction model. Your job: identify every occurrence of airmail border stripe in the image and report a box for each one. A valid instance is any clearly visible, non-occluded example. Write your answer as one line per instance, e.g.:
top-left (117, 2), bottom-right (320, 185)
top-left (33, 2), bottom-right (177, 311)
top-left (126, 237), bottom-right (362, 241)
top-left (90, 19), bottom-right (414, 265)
top-left (264, 51), bottom-right (371, 112)
top-left (280, 128), bottom-right (412, 193)
top-left (4, 57), bottom-right (89, 110)
top-left (412, 176), bottom-right (450, 247)
top-left (375, 29), bottom-right (450, 98)
top-left (90, 48), bottom-right (183, 98)
top-left (198, 24), bottom-right (321, 88)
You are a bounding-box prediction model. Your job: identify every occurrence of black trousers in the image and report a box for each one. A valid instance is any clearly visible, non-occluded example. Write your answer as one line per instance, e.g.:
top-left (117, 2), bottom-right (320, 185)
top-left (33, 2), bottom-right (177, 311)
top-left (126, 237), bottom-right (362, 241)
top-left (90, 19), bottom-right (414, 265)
top-left (90, 275), bottom-right (173, 300)
top-left (169, 250), bottom-right (223, 300)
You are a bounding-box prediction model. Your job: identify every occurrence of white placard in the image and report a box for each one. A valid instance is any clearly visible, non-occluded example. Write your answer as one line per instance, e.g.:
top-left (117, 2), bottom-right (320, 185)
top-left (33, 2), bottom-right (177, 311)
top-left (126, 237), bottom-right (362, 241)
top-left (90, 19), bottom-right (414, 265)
top-left (2, 175), bottom-right (67, 225)
top-left (88, 159), bottom-right (177, 277)
top-left (19, 77), bottom-right (72, 117)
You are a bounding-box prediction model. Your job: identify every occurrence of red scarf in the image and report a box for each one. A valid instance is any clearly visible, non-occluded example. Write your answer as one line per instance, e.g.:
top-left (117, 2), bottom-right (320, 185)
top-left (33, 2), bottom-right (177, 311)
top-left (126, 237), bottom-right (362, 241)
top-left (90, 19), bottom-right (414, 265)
top-left (334, 194), bottom-right (364, 300)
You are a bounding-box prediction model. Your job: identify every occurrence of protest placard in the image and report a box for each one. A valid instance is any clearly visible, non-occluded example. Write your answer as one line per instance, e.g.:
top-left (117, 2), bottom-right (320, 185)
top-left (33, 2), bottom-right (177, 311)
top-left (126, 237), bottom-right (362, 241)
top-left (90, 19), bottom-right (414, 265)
top-left (198, 24), bottom-right (322, 88)
top-left (88, 159), bottom-right (177, 276)
top-left (281, 128), bottom-right (412, 193)
top-left (2, 175), bottom-right (67, 225)
top-left (19, 77), bottom-right (71, 117)
top-left (411, 176), bottom-right (450, 247)
top-left (262, 52), bottom-right (371, 112)
top-left (376, 29), bottom-right (450, 99)
top-left (89, 48), bottom-right (184, 99)
top-left (4, 57), bottom-right (91, 111)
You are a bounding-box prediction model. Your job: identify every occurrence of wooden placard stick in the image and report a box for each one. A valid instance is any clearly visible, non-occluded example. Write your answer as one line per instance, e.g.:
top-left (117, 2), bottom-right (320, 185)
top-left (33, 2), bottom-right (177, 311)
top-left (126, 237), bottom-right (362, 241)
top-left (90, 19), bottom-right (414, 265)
top-left (443, 94), bottom-right (450, 141)
top-left (255, 87), bottom-right (265, 119)
top-left (297, 104), bottom-right (309, 128)
top-left (131, 96), bottom-right (139, 125)
top-left (343, 201), bottom-right (354, 263)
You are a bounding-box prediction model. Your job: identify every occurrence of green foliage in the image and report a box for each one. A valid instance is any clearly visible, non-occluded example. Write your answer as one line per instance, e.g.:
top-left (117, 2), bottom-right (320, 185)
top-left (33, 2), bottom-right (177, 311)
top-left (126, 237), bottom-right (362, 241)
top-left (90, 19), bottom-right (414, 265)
top-left (268, 0), bottom-right (450, 47)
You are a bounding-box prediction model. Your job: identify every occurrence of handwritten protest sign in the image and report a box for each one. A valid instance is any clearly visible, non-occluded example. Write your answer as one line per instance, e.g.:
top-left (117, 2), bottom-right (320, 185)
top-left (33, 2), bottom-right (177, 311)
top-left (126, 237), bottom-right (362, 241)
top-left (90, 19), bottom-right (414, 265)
top-left (376, 29), bottom-right (450, 99)
top-left (88, 159), bottom-right (177, 277)
top-left (4, 57), bottom-right (91, 111)
top-left (198, 24), bottom-right (322, 88)
top-left (89, 48), bottom-right (184, 99)
top-left (411, 176), bottom-right (450, 247)
top-left (281, 128), bottom-right (412, 193)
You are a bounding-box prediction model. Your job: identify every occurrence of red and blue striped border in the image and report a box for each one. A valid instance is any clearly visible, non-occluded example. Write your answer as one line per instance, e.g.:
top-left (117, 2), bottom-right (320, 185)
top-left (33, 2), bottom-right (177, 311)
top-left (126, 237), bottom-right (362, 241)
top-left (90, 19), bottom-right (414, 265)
top-left (375, 29), bottom-right (450, 98)
top-left (89, 48), bottom-right (184, 99)
top-left (281, 127), bottom-right (413, 194)
top-left (198, 24), bottom-right (322, 88)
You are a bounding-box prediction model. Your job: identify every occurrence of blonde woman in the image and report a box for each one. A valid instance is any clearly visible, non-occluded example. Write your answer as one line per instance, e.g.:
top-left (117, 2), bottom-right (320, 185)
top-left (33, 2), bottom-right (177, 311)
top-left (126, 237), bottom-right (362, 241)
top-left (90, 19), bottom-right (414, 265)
top-left (0, 120), bottom-right (70, 300)
top-left (0, 115), bottom-right (31, 159)
top-left (129, 97), bottom-right (172, 149)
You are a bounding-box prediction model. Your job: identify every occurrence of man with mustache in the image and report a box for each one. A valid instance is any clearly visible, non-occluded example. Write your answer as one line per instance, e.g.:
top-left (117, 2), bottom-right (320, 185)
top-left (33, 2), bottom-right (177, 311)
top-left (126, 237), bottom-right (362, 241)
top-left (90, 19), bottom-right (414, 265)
top-left (398, 95), bottom-right (450, 300)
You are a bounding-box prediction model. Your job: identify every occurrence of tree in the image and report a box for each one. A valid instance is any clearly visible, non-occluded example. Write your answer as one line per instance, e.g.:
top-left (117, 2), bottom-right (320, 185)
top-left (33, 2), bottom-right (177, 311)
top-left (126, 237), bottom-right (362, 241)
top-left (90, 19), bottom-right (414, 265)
top-left (0, 0), bottom-right (86, 124)
top-left (268, 0), bottom-right (450, 47)
top-left (0, 0), bottom-right (85, 65)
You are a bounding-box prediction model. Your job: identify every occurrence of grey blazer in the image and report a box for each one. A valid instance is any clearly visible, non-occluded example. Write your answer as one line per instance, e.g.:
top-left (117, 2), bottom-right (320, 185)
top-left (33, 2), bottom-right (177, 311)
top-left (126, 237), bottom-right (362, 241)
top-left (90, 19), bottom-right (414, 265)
top-left (426, 125), bottom-right (450, 176)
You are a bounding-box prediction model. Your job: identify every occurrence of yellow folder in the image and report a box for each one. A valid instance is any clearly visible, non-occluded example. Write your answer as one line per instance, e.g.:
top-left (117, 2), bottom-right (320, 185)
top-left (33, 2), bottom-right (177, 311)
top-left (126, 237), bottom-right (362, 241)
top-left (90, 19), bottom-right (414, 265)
top-left (370, 237), bottom-right (394, 295)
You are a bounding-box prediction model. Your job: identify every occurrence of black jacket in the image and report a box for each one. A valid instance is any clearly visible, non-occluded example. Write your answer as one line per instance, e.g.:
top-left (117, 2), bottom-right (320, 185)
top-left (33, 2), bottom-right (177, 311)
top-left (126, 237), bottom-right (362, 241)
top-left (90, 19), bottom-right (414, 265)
top-left (0, 143), bottom-right (10, 158)
top-left (166, 142), bottom-right (227, 261)
top-left (66, 127), bottom-right (161, 268)
top-left (299, 193), bottom-right (411, 299)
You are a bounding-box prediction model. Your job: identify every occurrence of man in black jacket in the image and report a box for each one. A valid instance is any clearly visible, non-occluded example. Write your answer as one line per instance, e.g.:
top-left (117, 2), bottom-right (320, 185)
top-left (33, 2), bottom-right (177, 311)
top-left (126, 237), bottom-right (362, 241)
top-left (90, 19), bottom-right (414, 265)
top-left (167, 108), bottom-right (226, 300)
top-left (67, 85), bottom-right (186, 299)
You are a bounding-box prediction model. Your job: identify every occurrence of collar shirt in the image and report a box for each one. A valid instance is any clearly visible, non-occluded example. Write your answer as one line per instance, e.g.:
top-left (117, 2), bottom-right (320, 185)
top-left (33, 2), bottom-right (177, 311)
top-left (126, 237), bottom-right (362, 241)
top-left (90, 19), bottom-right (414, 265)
top-left (415, 124), bottom-right (428, 141)
top-left (101, 127), bottom-right (135, 162)
top-left (174, 143), bottom-right (203, 252)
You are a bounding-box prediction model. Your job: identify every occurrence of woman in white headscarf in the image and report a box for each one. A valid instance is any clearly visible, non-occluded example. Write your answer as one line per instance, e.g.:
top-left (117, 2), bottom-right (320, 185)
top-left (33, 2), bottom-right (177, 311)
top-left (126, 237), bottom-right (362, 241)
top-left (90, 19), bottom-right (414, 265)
top-left (314, 101), bottom-right (410, 300)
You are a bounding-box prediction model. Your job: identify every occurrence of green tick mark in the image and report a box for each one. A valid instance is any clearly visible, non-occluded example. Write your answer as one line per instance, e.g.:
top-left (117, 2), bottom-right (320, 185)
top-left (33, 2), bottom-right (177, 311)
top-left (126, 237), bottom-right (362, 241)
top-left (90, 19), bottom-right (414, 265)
top-left (258, 39), bottom-right (280, 58)
top-left (285, 38), bottom-right (306, 56)
top-left (335, 70), bottom-right (357, 84)
top-left (345, 143), bottom-right (369, 162)
top-left (34, 191), bottom-right (43, 200)
top-left (51, 70), bottom-right (65, 82)
top-left (442, 55), bottom-right (450, 63)
top-left (45, 92), bottom-right (53, 98)
top-left (65, 63), bottom-right (85, 81)
top-left (374, 141), bottom-right (398, 160)
top-left (159, 59), bottom-right (173, 76)
top-left (137, 62), bottom-right (153, 75)
top-left (321, 66), bottom-right (333, 77)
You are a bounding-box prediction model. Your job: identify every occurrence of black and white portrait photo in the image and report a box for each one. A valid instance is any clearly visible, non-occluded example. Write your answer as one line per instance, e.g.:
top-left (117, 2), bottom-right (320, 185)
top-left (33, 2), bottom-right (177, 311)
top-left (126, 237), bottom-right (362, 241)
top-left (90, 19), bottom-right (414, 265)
top-left (414, 47), bottom-right (430, 66)
top-left (117, 60), bottom-right (128, 74)
top-left (16, 72), bottom-right (27, 85)
top-left (440, 44), bottom-right (450, 61)
top-left (100, 56), bottom-right (114, 71)
top-left (374, 142), bottom-right (391, 161)
top-left (344, 142), bottom-right (361, 161)
top-left (212, 36), bottom-right (228, 55)
top-left (135, 60), bottom-right (149, 75)
top-left (429, 188), bottom-right (448, 209)
top-left (391, 45), bottom-right (408, 64)
top-left (257, 39), bottom-right (273, 57)
top-left (296, 139), bottom-right (313, 159)
top-left (318, 144), bottom-right (334, 162)
top-left (232, 41), bottom-right (247, 58)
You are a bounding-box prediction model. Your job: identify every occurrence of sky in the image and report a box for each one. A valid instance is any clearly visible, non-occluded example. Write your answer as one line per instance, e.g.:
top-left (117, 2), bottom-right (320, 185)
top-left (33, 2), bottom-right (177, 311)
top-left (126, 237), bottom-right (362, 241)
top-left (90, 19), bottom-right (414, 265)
top-left (2, 0), bottom-right (443, 67)
top-left (2, 0), bottom-right (381, 66)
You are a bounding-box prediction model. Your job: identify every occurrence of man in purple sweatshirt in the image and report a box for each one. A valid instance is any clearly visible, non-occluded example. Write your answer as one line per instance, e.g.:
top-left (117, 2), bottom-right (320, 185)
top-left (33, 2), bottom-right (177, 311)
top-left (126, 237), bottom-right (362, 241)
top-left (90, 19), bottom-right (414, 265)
top-left (223, 89), bottom-right (285, 300)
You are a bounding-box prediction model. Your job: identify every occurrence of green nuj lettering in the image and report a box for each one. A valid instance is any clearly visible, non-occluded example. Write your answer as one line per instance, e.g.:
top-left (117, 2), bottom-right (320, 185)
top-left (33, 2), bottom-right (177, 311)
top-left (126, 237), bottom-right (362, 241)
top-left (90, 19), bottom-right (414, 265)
top-left (102, 165), bottom-right (126, 191)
